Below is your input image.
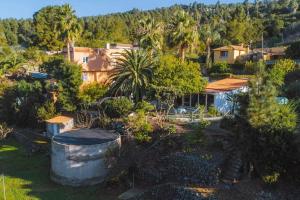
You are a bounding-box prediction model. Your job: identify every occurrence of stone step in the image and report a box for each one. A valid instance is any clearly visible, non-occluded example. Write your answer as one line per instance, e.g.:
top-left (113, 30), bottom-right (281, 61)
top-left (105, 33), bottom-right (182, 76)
top-left (118, 188), bottom-right (146, 200)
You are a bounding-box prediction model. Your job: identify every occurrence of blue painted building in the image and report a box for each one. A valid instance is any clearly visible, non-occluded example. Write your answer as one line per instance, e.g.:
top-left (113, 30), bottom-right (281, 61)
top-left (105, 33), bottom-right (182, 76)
top-left (204, 78), bottom-right (249, 114)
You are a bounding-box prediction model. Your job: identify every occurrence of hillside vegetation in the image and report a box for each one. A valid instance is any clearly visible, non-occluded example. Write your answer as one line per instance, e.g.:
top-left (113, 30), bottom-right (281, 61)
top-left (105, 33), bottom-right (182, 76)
top-left (0, 0), bottom-right (300, 51)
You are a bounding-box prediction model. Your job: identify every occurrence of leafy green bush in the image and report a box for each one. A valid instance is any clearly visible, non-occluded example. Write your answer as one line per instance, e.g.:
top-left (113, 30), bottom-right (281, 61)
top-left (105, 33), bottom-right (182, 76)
top-left (244, 61), bottom-right (259, 74)
top-left (210, 62), bottom-right (231, 74)
top-left (41, 57), bottom-right (82, 112)
top-left (128, 110), bottom-right (153, 143)
top-left (0, 80), bottom-right (44, 127)
top-left (37, 101), bottom-right (57, 123)
top-left (187, 120), bottom-right (210, 144)
top-left (268, 59), bottom-right (296, 87)
top-left (135, 100), bottom-right (155, 112)
top-left (79, 83), bottom-right (107, 104)
top-left (208, 106), bottom-right (219, 117)
top-left (286, 41), bottom-right (300, 59)
top-left (262, 172), bottom-right (280, 185)
top-left (163, 125), bottom-right (177, 134)
top-left (209, 73), bottom-right (232, 80)
top-left (104, 97), bottom-right (134, 118)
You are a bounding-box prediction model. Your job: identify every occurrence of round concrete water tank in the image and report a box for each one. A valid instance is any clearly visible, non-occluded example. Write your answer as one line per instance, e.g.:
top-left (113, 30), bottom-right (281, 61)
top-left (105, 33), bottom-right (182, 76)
top-left (51, 128), bottom-right (121, 186)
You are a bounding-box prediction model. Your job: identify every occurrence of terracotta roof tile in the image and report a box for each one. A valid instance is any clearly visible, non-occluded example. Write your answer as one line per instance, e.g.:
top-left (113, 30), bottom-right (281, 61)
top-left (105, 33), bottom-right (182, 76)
top-left (45, 116), bottom-right (73, 124)
top-left (213, 45), bottom-right (247, 51)
top-left (205, 78), bottom-right (248, 93)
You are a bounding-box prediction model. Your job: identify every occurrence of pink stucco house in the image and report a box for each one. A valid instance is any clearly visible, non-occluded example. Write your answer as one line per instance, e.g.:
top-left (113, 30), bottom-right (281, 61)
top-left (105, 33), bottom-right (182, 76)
top-left (63, 43), bottom-right (137, 84)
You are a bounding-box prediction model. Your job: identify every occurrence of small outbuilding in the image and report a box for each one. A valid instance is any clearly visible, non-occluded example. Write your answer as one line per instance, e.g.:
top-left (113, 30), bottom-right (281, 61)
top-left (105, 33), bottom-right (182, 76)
top-left (204, 78), bottom-right (248, 114)
top-left (45, 116), bottom-right (74, 137)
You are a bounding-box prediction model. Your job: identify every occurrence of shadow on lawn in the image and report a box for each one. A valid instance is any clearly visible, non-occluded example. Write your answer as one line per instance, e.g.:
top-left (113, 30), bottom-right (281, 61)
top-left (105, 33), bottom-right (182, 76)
top-left (0, 138), bottom-right (126, 200)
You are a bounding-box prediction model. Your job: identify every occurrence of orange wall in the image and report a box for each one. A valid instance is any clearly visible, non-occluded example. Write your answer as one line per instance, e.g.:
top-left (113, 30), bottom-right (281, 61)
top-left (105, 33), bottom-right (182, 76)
top-left (65, 47), bottom-right (126, 85)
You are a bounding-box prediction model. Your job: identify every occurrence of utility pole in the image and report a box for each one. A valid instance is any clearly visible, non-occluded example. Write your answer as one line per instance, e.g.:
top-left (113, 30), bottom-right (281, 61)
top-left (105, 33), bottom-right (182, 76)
top-left (261, 33), bottom-right (264, 61)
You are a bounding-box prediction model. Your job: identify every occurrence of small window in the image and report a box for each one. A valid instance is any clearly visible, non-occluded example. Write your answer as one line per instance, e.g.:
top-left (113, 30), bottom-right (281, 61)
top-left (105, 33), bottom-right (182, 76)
top-left (82, 73), bottom-right (88, 82)
top-left (82, 56), bottom-right (89, 63)
top-left (220, 51), bottom-right (228, 58)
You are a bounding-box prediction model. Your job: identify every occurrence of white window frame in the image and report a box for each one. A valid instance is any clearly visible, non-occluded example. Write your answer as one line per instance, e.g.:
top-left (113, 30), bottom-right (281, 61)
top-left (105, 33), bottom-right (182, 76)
top-left (82, 56), bottom-right (89, 63)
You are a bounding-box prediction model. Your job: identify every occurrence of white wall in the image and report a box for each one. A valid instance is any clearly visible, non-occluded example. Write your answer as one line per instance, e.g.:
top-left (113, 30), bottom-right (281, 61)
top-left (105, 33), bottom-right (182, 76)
top-left (46, 119), bottom-right (74, 137)
top-left (213, 86), bottom-right (248, 114)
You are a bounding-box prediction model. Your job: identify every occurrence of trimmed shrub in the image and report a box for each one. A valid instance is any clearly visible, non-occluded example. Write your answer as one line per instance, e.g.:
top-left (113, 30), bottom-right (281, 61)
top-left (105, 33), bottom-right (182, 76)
top-left (37, 101), bottom-right (57, 123)
top-left (209, 73), bottom-right (232, 80)
top-left (208, 106), bottom-right (219, 117)
top-left (210, 62), bottom-right (231, 74)
top-left (104, 97), bottom-right (134, 118)
top-left (135, 100), bottom-right (155, 112)
top-left (127, 110), bottom-right (153, 143)
top-left (244, 61), bottom-right (259, 74)
top-left (79, 83), bottom-right (107, 104)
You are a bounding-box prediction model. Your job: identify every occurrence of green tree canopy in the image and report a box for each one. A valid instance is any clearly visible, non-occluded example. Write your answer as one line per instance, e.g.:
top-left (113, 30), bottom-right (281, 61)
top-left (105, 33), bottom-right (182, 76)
top-left (33, 6), bottom-right (65, 51)
top-left (153, 54), bottom-right (206, 97)
top-left (168, 9), bottom-right (198, 61)
top-left (41, 56), bottom-right (82, 111)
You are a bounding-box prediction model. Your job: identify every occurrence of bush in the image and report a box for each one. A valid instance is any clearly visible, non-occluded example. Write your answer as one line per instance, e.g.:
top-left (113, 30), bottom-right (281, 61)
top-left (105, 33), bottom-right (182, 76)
top-left (220, 116), bottom-right (237, 131)
top-left (79, 83), bottom-right (107, 104)
top-left (244, 61), bottom-right (259, 74)
top-left (104, 97), bottom-right (134, 118)
top-left (286, 41), bottom-right (300, 59)
top-left (210, 62), bottom-right (231, 74)
top-left (135, 100), bottom-right (155, 112)
top-left (37, 101), bottom-right (57, 123)
top-left (262, 172), bottom-right (280, 185)
top-left (209, 73), bottom-right (232, 80)
top-left (269, 59), bottom-right (296, 87)
top-left (127, 110), bottom-right (153, 143)
top-left (208, 106), bottom-right (219, 117)
top-left (41, 57), bottom-right (82, 112)
top-left (163, 125), bottom-right (177, 135)
top-left (0, 80), bottom-right (44, 127)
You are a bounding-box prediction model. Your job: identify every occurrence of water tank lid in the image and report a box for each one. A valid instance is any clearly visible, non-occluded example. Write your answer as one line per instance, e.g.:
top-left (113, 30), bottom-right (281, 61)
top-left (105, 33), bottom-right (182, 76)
top-left (52, 128), bottom-right (118, 145)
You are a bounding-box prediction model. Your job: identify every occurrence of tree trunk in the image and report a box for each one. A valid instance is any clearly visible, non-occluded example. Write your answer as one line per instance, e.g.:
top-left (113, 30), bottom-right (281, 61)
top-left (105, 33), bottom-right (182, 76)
top-left (67, 42), bottom-right (71, 62)
top-left (179, 47), bottom-right (186, 62)
top-left (206, 44), bottom-right (211, 69)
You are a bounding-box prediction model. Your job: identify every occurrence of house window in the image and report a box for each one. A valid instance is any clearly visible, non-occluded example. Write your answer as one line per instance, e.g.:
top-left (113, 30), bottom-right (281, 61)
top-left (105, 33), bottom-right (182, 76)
top-left (82, 56), bottom-right (89, 63)
top-left (82, 73), bottom-right (88, 82)
top-left (220, 51), bottom-right (228, 58)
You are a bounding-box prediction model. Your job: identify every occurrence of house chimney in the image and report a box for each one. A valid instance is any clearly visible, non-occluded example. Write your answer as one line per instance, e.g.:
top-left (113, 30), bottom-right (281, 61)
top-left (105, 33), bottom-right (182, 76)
top-left (106, 43), bottom-right (110, 49)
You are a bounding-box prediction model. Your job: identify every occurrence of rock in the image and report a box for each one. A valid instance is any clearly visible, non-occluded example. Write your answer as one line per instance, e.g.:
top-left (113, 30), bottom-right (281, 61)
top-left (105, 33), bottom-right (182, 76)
top-left (118, 188), bottom-right (145, 200)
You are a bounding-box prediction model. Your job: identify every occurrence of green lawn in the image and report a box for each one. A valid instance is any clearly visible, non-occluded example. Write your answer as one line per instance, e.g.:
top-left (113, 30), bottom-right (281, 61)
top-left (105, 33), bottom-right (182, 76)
top-left (0, 138), bottom-right (125, 200)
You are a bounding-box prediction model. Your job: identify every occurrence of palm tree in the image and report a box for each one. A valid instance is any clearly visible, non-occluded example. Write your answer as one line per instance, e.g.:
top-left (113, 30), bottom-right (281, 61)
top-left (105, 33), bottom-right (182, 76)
top-left (108, 50), bottom-right (153, 103)
top-left (168, 9), bottom-right (198, 61)
top-left (199, 23), bottom-right (220, 70)
top-left (59, 4), bottom-right (82, 61)
top-left (0, 52), bottom-right (25, 76)
top-left (137, 16), bottom-right (163, 55)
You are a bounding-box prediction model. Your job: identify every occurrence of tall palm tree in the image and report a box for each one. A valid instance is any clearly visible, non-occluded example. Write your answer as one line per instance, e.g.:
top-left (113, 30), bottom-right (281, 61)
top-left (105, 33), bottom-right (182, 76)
top-left (199, 23), bottom-right (220, 70)
top-left (168, 9), bottom-right (198, 61)
top-left (137, 16), bottom-right (163, 55)
top-left (59, 4), bottom-right (82, 61)
top-left (108, 50), bottom-right (153, 103)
